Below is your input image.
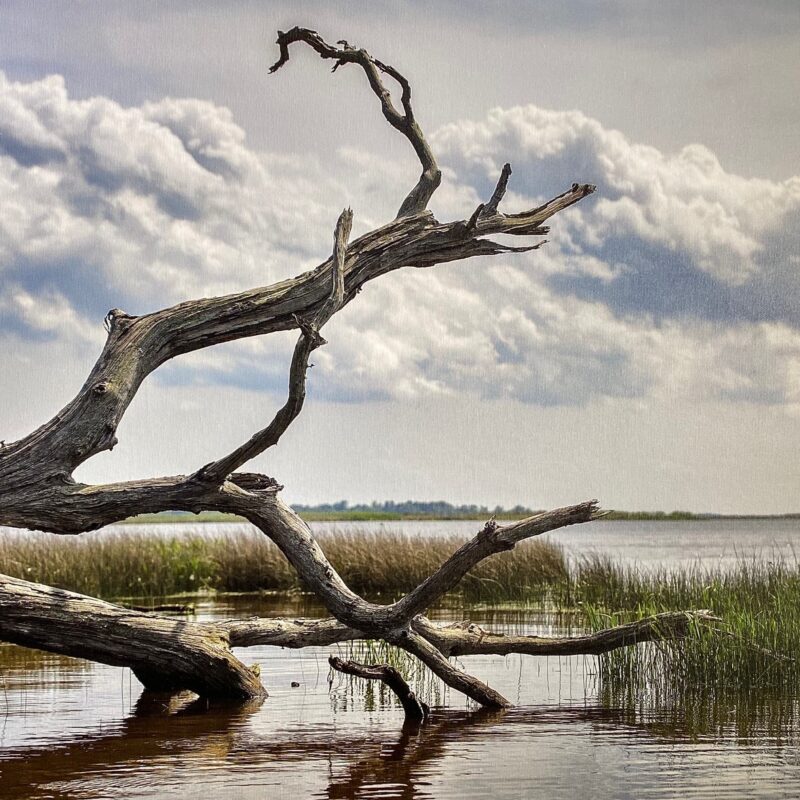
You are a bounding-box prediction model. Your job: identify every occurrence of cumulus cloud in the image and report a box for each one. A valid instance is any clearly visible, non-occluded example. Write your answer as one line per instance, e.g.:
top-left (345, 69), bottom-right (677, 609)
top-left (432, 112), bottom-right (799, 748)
top-left (0, 71), bottom-right (345, 321)
top-left (432, 105), bottom-right (800, 322)
top-left (1, 71), bottom-right (798, 413)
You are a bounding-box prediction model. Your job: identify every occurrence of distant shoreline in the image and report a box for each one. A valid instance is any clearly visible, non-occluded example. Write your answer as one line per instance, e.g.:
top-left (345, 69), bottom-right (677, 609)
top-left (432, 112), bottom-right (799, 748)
top-left (121, 510), bottom-right (800, 525)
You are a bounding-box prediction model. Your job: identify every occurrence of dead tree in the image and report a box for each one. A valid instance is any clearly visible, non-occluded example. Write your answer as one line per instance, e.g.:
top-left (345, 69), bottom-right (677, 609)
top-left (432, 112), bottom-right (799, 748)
top-left (0, 27), bottom-right (712, 709)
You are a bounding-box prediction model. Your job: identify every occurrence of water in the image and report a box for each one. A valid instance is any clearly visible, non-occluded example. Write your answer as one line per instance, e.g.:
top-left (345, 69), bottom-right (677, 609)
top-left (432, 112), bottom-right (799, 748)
top-left (2, 520), bottom-right (800, 797)
top-left (2, 598), bottom-right (799, 798)
top-left (307, 517), bottom-right (800, 571)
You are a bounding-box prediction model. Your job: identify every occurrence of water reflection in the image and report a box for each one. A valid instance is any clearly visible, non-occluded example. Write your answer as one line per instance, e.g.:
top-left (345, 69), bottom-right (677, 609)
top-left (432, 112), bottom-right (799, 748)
top-left (1, 692), bottom-right (264, 799)
top-left (2, 599), bottom-right (800, 798)
top-left (4, 696), bottom-right (799, 799)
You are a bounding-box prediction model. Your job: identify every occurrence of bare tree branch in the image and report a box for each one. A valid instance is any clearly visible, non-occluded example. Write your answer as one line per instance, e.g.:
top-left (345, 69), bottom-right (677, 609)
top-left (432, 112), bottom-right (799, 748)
top-left (225, 495), bottom-right (599, 632)
top-left (197, 208), bottom-right (354, 484)
top-left (412, 611), bottom-right (722, 657)
top-left (0, 25), bottom-right (610, 710)
top-left (389, 501), bottom-right (601, 623)
top-left (218, 611), bottom-right (721, 656)
top-left (391, 629), bottom-right (511, 709)
top-left (269, 27), bottom-right (441, 217)
top-left (0, 176), bottom-right (592, 537)
top-left (483, 162), bottom-right (513, 216)
top-left (0, 569), bottom-right (721, 708)
top-left (222, 616), bottom-right (360, 648)
top-left (315, 207), bottom-right (353, 325)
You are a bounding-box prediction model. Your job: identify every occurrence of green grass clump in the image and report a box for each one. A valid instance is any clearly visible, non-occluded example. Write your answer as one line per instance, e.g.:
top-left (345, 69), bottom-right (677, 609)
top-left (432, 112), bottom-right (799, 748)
top-left (3, 526), bottom-right (799, 692)
top-left (0, 532), bottom-right (221, 598)
top-left (579, 556), bottom-right (800, 732)
top-left (3, 524), bottom-right (800, 733)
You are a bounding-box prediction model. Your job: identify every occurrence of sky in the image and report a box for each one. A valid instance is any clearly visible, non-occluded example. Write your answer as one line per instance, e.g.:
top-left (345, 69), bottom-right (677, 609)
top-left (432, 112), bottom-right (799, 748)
top-left (0, 1), bottom-right (798, 514)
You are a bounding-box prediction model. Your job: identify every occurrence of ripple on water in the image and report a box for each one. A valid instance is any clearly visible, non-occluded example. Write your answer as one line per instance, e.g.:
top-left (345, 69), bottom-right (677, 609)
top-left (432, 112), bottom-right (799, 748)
top-left (1, 600), bottom-right (799, 799)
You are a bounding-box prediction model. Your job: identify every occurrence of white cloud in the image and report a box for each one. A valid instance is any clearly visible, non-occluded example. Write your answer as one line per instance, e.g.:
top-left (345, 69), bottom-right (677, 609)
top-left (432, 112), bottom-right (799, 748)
top-left (1, 70), bottom-right (798, 420)
top-left (432, 105), bottom-right (800, 286)
top-left (0, 72), bottom-right (346, 317)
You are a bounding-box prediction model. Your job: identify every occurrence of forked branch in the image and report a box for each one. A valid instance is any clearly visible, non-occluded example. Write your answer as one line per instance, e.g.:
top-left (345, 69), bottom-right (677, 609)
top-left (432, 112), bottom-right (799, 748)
top-left (270, 27), bottom-right (441, 217)
top-left (388, 501), bottom-right (601, 623)
top-left (225, 496), bottom-right (600, 634)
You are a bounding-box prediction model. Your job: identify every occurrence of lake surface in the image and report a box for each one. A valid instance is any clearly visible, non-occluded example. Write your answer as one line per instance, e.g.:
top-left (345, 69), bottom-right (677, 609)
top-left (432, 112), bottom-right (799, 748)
top-left (309, 517), bottom-right (800, 571)
top-left (2, 519), bottom-right (800, 797)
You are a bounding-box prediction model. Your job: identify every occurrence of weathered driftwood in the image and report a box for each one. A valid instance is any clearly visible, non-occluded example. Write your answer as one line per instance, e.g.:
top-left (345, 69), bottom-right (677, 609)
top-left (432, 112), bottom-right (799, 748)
top-left (0, 570), bottom-right (718, 708)
top-left (0, 26), bottom-right (707, 708)
top-left (0, 573), bottom-right (264, 699)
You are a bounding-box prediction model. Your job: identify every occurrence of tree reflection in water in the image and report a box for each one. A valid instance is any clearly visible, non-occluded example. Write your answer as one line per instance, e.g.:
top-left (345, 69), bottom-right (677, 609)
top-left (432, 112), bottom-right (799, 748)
top-left (4, 687), bottom-right (797, 800)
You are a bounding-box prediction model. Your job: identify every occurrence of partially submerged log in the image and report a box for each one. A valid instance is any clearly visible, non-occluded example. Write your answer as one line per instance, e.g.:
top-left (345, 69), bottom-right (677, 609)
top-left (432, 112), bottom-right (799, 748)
top-left (0, 574), bottom-right (264, 699)
top-left (0, 570), bottom-right (719, 708)
top-left (0, 25), bottom-right (708, 710)
top-left (329, 656), bottom-right (430, 722)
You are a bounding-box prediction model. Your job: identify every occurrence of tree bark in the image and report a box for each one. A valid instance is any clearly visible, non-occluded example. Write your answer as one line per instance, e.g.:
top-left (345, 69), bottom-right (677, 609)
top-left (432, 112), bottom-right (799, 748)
top-left (0, 570), bottom-right (718, 706)
top-left (0, 574), bottom-right (264, 699)
top-left (329, 655), bottom-right (430, 721)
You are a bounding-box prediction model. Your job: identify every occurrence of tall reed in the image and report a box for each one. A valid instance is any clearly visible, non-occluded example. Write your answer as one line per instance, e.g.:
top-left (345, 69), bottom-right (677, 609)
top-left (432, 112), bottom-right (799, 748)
top-left (580, 554), bottom-right (800, 723)
top-left (0, 526), bottom-right (568, 600)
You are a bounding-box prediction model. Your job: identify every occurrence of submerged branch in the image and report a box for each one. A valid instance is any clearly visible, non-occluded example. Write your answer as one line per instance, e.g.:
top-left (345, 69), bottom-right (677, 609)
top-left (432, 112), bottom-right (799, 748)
top-left (329, 655), bottom-right (429, 721)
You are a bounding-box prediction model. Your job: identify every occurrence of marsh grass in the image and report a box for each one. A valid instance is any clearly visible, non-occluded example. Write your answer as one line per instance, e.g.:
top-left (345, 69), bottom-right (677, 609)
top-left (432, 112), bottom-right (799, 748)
top-left (3, 525), bottom-right (800, 733)
top-left (0, 527), bottom-right (568, 601)
top-left (579, 554), bottom-right (800, 733)
top-left (2, 526), bottom-right (799, 702)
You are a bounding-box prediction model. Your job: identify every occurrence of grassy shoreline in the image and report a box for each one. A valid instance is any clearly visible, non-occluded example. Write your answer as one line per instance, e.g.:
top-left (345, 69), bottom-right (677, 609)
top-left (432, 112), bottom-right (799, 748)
top-left (0, 528), bottom-right (568, 600)
top-left (2, 526), bottom-right (798, 705)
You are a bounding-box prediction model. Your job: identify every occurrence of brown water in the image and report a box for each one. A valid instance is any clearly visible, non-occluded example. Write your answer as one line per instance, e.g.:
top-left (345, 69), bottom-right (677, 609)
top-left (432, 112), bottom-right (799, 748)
top-left (2, 595), bottom-right (799, 799)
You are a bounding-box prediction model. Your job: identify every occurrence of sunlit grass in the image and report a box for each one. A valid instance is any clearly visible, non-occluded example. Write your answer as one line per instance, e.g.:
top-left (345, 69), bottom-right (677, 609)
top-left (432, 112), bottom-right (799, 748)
top-left (2, 526), bottom-right (799, 691)
top-left (0, 526), bottom-right (567, 600)
top-left (579, 555), bottom-right (800, 731)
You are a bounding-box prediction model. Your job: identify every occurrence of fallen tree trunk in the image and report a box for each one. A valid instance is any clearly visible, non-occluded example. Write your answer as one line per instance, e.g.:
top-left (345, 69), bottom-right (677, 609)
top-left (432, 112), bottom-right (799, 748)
top-left (0, 573), bottom-right (265, 699)
top-left (0, 570), bottom-right (718, 706)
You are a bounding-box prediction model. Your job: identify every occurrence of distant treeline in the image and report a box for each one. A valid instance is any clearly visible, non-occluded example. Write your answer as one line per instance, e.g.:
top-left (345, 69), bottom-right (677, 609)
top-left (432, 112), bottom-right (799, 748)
top-left (292, 502), bottom-right (710, 521)
top-left (124, 505), bottom-right (800, 524)
top-left (601, 510), bottom-right (698, 521)
top-left (292, 500), bottom-right (537, 520)
top-left (292, 504), bottom-right (800, 522)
